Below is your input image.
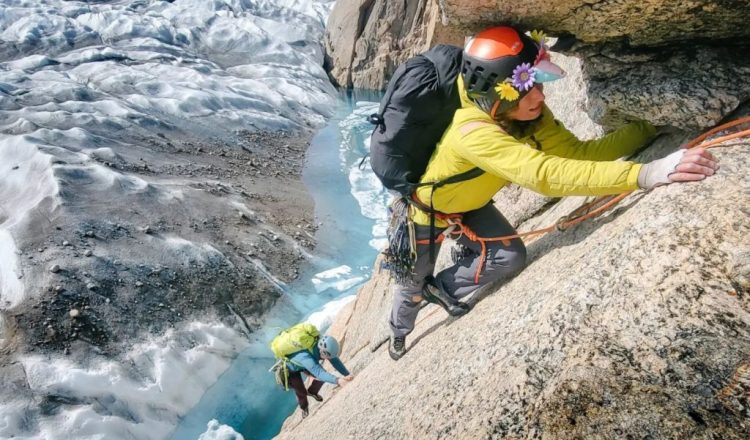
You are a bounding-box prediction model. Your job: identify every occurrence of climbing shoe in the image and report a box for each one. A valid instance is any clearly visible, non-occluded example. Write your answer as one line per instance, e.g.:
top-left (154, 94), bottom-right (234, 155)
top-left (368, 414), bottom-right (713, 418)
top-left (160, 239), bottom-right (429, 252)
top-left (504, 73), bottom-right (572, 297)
top-left (301, 408), bottom-right (309, 418)
top-left (308, 392), bottom-right (323, 402)
top-left (389, 336), bottom-right (406, 360)
top-left (421, 276), bottom-right (470, 317)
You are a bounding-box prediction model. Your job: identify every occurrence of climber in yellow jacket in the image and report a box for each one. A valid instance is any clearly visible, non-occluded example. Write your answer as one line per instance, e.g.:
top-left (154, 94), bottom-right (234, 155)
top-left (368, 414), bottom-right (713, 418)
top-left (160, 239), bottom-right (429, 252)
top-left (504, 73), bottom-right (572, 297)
top-left (388, 25), bottom-right (719, 360)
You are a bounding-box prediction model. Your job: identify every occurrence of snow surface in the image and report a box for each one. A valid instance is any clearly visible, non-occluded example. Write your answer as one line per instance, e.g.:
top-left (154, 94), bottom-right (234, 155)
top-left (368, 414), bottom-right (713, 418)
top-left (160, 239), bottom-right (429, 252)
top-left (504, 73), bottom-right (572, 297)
top-left (199, 420), bottom-right (245, 440)
top-left (0, 0), bottom-right (336, 303)
top-left (2, 321), bottom-right (250, 439)
top-left (0, 0), bottom-right (342, 439)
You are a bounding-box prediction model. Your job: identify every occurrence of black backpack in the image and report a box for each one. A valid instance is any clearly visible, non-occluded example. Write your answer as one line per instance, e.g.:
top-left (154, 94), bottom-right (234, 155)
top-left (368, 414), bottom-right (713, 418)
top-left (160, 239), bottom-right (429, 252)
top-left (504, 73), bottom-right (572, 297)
top-left (368, 44), bottom-right (484, 197)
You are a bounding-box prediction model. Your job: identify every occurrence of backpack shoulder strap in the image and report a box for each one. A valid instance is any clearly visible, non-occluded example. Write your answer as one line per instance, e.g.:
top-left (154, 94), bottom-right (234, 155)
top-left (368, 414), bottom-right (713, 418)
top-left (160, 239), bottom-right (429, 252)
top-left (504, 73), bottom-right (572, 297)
top-left (433, 167), bottom-right (485, 188)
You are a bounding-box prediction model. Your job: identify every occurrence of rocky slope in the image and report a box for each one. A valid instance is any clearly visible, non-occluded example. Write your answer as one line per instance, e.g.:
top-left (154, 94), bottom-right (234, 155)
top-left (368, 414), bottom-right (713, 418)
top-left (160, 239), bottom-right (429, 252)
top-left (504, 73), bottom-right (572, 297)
top-left (324, 0), bottom-right (750, 129)
top-left (277, 111), bottom-right (750, 439)
top-left (0, 125), bottom-right (319, 437)
top-left (0, 1), bottom-right (337, 437)
top-left (1, 127), bottom-right (316, 355)
top-left (276, 7), bottom-right (750, 433)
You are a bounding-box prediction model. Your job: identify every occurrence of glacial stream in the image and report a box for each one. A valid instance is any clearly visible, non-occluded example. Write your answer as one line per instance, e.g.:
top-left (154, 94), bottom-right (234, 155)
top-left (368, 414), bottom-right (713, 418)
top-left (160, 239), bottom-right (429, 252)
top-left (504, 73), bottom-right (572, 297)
top-left (170, 91), bottom-right (387, 440)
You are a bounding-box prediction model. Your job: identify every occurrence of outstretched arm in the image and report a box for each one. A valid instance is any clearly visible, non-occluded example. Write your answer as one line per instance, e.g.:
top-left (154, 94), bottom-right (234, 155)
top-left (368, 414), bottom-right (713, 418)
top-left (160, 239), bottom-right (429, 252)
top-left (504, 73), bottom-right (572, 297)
top-left (455, 122), bottom-right (642, 197)
top-left (288, 352), bottom-right (338, 384)
top-left (328, 357), bottom-right (350, 377)
top-left (533, 106), bottom-right (657, 161)
top-left (455, 114), bottom-right (716, 195)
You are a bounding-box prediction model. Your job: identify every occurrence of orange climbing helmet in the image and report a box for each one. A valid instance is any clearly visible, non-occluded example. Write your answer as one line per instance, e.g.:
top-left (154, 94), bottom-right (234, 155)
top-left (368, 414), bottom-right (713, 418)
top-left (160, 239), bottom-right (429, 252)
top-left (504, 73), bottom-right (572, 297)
top-left (462, 26), bottom-right (565, 116)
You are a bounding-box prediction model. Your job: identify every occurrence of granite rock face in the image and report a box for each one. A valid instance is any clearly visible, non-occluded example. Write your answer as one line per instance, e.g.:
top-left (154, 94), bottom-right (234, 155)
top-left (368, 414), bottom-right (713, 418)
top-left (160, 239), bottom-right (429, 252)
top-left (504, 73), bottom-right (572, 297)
top-left (438, 0), bottom-right (750, 45)
top-left (324, 0), bottom-right (750, 128)
top-left (324, 0), bottom-right (458, 89)
top-left (304, 5), bottom-right (750, 437)
top-left (578, 42), bottom-right (750, 130)
top-left (276, 115), bottom-right (750, 437)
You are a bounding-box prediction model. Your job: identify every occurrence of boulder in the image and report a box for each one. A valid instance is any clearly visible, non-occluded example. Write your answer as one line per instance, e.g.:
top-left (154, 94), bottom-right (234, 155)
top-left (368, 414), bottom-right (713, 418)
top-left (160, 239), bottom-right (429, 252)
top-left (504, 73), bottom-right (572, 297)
top-left (324, 0), bottom-right (750, 128)
top-left (323, 0), bottom-right (461, 89)
top-left (577, 42), bottom-right (750, 130)
top-left (439, 0), bottom-right (750, 45)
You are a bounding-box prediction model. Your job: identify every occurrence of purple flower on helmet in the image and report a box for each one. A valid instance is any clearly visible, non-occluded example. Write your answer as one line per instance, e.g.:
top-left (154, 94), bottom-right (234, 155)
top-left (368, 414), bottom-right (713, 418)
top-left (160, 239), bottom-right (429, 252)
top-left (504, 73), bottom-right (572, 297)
top-left (512, 63), bottom-right (536, 91)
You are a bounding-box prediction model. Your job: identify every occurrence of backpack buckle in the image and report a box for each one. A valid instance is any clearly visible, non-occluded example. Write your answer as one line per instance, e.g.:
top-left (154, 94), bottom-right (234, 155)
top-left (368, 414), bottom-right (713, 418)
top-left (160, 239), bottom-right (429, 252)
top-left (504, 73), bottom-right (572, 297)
top-left (368, 113), bottom-right (383, 126)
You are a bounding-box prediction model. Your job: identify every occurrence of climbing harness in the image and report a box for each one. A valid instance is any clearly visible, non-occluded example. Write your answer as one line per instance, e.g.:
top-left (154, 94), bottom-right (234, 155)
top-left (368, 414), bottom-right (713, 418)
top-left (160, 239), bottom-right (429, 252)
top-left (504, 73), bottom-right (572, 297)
top-left (381, 169), bottom-right (484, 281)
top-left (409, 116), bottom-right (750, 285)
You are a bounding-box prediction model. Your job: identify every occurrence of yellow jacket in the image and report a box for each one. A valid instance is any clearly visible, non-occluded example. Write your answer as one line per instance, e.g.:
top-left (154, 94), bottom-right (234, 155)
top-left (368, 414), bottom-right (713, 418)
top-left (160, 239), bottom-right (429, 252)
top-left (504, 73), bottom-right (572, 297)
top-left (412, 78), bottom-right (656, 226)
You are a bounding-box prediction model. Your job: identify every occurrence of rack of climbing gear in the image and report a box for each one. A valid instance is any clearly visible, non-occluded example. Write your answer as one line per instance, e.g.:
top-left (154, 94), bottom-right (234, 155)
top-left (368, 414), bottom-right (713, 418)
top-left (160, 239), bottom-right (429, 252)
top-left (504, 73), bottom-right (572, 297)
top-left (381, 197), bottom-right (419, 282)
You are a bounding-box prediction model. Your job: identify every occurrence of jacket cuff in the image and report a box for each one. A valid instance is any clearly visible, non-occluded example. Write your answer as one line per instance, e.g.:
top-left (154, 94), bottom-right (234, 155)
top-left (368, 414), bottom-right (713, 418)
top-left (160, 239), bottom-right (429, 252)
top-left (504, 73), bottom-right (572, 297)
top-left (627, 163), bottom-right (643, 189)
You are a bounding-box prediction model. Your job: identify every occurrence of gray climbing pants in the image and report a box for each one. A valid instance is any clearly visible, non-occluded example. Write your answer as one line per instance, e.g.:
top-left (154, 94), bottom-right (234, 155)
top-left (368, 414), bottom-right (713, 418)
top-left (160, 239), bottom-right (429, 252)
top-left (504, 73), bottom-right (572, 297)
top-left (389, 203), bottom-right (527, 338)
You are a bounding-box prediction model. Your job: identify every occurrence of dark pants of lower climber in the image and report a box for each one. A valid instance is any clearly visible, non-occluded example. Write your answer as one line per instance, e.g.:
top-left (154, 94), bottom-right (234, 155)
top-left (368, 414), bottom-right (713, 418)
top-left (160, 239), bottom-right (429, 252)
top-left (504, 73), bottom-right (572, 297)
top-left (389, 203), bottom-right (527, 338)
top-left (287, 370), bottom-right (324, 410)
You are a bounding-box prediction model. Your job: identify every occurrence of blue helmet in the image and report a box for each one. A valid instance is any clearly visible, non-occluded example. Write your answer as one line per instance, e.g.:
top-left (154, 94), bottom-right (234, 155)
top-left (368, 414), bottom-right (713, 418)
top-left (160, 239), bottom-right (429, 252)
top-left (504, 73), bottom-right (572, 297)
top-left (317, 335), bottom-right (340, 359)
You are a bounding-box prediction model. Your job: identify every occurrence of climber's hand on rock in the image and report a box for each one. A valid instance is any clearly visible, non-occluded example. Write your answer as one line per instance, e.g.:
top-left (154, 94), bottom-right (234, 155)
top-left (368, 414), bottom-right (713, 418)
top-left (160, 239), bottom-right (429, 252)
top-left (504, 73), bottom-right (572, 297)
top-left (638, 148), bottom-right (719, 189)
top-left (669, 147), bottom-right (719, 182)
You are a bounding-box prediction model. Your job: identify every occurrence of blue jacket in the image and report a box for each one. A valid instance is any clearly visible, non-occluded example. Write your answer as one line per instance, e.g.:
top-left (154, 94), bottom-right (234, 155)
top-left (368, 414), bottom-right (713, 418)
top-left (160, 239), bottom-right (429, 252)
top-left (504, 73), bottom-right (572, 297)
top-left (287, 344), bottom-right (350, 385)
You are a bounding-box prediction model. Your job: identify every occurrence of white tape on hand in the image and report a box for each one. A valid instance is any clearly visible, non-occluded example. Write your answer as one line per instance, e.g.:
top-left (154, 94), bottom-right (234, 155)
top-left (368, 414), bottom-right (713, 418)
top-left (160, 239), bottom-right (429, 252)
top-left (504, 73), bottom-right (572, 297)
top-left (637, 149), bottom-right (686, 189)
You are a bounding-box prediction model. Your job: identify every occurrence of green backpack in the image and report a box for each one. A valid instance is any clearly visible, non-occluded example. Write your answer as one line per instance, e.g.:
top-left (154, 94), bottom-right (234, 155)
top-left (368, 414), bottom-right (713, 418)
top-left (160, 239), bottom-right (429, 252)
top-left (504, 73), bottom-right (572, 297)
top-left (269, 323), bottom-right (320, 390)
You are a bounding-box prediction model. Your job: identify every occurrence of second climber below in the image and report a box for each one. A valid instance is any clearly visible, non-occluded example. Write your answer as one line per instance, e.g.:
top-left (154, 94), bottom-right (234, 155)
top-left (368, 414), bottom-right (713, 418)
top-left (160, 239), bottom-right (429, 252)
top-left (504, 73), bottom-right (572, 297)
top-left (388, 25), bottom-right (719, 360)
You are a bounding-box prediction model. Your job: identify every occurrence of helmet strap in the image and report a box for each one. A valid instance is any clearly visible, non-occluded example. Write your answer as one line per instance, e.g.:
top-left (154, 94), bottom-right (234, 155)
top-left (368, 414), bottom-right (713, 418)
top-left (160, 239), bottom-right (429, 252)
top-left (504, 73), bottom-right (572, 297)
top-left (490, 99), bottom-right (501, 120)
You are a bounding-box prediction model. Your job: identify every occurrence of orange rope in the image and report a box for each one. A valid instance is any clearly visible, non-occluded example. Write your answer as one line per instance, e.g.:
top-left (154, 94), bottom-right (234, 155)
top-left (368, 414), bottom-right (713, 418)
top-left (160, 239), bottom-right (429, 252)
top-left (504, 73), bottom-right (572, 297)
top-left (684, 115), bottom-right (750, 148)
top-left (417, 116), bottom-right (750, 284)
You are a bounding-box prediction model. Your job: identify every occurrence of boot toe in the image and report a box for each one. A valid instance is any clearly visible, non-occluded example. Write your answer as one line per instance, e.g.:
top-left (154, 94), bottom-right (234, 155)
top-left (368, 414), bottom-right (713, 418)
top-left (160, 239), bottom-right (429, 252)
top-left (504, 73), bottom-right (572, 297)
top-left (447, 303), bottom-right (470, 317)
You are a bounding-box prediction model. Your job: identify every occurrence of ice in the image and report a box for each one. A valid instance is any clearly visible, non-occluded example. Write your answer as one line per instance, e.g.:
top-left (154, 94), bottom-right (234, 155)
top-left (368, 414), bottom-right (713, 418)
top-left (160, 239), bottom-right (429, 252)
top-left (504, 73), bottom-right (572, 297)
top-left (0, 0), bottom-right (337, 134)
top-left (311, 265), bottom-right (365, 293)
top-left (170, 283), bottom-right (355, 440)
top-left (0, 0), bottom-right (338, 302)
top-left (172, 92), bottom-right (388, 440)
top-left (339, 102), bottom-right (392, 251)
top-left (247, 258), bottom-right (289, 293)
top-left (0, 134), bottom-right (59, 308)
top-left (305, 294), bottom-right (356, 332)
top-left (161, 235), bottom-right (227, 264)
top-left (199, 420), bottom-right (245, 440)
top-left (349, 163), bottom-right (391, 250)
top-left (0, 321), bottom-right (249, 440)
top-left (0, 230), bottom-right (23, 308)
top-left (0, 136), bottom-right (59, 227)
top-left (0, 1), bottom-right (392, 439)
